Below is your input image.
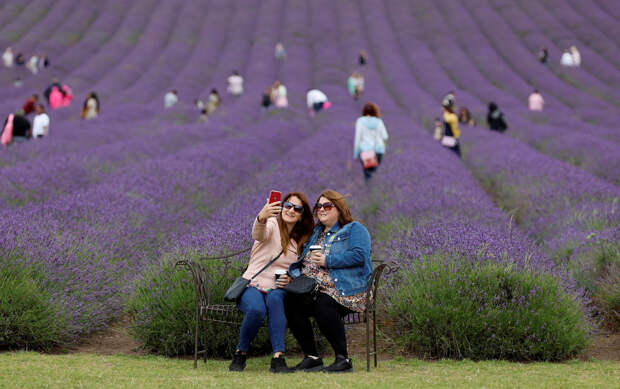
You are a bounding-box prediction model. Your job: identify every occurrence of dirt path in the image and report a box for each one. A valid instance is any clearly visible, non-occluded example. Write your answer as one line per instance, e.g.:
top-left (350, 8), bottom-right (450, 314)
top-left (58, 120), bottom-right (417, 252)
top-left (67, 318), bottom-right (620, 362)
top-left (66, 317), bottom-right (144, 356)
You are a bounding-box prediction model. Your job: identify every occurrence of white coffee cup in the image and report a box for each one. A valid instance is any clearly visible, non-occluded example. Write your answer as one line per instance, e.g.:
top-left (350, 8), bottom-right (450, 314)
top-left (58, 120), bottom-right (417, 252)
top-left (275, 269), bottom-right (287, 281)
top-left (309, 245), bottom-right (323, 252)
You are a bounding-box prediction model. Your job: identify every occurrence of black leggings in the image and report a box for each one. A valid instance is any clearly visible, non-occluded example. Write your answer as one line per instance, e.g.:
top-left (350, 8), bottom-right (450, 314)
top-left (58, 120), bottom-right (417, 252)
top-left (284, 292), bottom-right (353, 358)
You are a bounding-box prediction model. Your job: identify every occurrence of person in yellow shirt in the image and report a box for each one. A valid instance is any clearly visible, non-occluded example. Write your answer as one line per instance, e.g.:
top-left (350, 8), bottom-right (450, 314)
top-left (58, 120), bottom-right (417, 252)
top-left (441, 100), bottom-right (461, 157)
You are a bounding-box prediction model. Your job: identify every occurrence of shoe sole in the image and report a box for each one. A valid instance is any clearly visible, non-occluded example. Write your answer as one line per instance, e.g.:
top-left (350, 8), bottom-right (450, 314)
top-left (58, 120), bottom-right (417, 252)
top-left (296, 365), bottom-right (325, 372)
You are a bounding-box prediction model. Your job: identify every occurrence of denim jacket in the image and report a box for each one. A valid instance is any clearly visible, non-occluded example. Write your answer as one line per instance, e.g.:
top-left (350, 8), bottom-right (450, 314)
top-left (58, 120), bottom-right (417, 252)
top-left (289, 221), bottom-right (372, 296)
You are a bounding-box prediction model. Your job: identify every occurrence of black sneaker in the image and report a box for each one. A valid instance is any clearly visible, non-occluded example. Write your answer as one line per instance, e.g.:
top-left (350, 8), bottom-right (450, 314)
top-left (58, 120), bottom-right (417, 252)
top-left (270, 355), bottom-right (294, 373)
top-left (228, 351), bottom-right (246, 372)
top-left (294, 356), bottom-right (325, 372)
top-left (325, 355), bottom-right (353, 373)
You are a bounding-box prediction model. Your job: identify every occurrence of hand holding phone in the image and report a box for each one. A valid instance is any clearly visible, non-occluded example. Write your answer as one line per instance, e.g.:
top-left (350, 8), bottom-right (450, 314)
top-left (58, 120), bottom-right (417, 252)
top-left (258, 191), bottom-right (282, 223)
top-left (269, 190), bottom-right (282, 204)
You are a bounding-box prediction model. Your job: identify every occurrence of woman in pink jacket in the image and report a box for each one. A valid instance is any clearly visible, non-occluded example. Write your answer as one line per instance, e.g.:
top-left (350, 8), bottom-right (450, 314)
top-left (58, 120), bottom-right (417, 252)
top-left (229, 192), bottom-right (314, 373)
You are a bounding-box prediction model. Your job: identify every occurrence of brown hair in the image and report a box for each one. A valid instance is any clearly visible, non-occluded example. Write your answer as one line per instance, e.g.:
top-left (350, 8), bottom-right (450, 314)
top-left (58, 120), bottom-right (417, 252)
top-left (313, 189), bottom-right (353, 227)
top-left (277, 192), bottom-right (315, 255)
top-left (361, 102), bottom-right (380, 118)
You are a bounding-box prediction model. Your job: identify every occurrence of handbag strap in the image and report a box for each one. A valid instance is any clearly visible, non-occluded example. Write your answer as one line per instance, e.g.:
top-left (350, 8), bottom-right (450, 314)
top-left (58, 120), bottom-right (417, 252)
top-left (249, 250), bottom-right (284, 280)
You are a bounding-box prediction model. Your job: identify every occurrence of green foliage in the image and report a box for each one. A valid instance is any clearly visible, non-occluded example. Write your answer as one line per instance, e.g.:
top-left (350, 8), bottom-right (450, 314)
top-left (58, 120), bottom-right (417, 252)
top-left (0, 263), bottom-right (68, 351)
top-left (127, 255), bottom-right (272, 357)
top-left (386, 257), bottom-right (589, 361)
top-left (571, 241), bottom-right (620, 330)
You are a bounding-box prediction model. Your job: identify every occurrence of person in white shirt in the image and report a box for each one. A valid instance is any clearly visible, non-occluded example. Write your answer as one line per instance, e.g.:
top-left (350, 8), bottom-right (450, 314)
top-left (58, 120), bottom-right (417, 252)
top-left (560, 49), bottom-right (574, 67)
top-left (32, 105), bottom-right (50, 138)
top-left (164, 90), bottom-right (178, 108)
top-left (227, 71), bottom-right (244, 96)
top-left (528, 89), bottom-right (545, 111)
top-left (306, 89), bottom-right (329, 117)
top-left (570, 46), bottom-right (581, 67)
top-left (2, 47), bottom-right (14, 67)
top-left (27, 54), bottom-right (39, 74)
top-left (81, 92), bottom-right (100, 120)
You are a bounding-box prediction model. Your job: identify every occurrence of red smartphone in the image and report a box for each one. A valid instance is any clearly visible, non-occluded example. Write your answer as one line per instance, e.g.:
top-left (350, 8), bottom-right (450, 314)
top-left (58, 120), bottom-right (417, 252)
top-left (269, 190), bottom-right (282, 204)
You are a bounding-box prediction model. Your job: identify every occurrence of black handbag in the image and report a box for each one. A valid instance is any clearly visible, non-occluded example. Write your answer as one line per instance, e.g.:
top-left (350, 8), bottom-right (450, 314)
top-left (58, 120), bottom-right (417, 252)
top-left (224, 250), bottom-right (283, 302)
top-left (283, 275), bottom-right (318, 295)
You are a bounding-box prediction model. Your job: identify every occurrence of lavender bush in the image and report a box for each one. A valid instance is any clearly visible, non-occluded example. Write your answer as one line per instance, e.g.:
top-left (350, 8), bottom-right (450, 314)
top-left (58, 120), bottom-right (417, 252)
top-left (387, 256), bottom-right (589, 361)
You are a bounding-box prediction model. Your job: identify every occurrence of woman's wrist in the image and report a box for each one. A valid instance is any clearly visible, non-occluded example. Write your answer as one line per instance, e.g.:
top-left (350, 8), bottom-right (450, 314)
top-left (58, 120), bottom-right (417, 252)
top-left (257, 215), bottom-right (266, 224)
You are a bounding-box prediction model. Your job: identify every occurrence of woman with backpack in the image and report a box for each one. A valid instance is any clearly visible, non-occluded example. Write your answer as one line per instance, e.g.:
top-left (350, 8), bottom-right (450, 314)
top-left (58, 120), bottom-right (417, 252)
top-left (353, 102), bottom-right (389, 181)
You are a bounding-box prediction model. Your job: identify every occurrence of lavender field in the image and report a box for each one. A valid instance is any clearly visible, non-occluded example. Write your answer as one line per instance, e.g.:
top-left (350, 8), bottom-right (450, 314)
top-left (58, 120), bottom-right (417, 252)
top-left (1, 0), bottom-right (618, 357)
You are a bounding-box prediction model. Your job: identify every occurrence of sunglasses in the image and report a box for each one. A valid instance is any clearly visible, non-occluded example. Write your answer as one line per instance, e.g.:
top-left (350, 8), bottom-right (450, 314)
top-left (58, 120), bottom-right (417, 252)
top-left (282, 201), bottom-right (304, 214)
top-left (315, 202), bottom-right (335, 211)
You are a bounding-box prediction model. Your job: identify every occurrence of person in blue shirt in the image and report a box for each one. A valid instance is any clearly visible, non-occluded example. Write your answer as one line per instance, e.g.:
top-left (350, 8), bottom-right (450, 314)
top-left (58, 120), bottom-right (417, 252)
top-left (280, 189), bottom-right (371, 373)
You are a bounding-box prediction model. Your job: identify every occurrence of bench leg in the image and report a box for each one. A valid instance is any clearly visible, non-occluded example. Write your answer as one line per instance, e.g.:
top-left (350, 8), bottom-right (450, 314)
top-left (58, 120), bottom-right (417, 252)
top-left (204, 323), bottom-right (208, 363)
top-left (194, 310), bottom-right (199, 369)
top-left (366, 314), bottom-right (370, 372)
top-left (373, 310), bottom-right (377, 368)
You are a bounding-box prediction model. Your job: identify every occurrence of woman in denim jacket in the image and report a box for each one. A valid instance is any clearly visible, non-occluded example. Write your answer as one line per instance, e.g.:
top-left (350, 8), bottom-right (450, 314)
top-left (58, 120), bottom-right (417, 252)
top-left (279, 189), bottom-right (371, 373)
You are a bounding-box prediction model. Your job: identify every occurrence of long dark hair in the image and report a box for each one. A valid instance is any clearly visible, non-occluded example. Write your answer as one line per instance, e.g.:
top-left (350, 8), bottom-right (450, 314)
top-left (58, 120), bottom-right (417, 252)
top-left (82, 92), bottom-right (100, 112)
top-left (313, 189), bottom-right (354, 227)
top-left (277, 192), bottom-right (314, 255)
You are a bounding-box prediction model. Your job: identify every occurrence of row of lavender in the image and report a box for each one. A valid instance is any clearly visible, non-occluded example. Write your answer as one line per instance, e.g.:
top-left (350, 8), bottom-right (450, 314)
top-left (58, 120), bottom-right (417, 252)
top-left (383, 0), bottom-right (620, 185)
top-left (0, 0), bottom-right (322, 342)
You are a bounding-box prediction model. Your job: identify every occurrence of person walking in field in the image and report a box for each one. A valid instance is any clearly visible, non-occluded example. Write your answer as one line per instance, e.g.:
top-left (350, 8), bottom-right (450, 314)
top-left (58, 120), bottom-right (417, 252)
top-left (441, 99), bottom-right (461, 157)
top-left (271, 81), bottom-right (288, 108)
top-left (32, 104), bottom-right (50, 138)
top-left (306, 89), bottom-right (330, 117)
top-left (275, 42), bottom-right (286, 60)
top-left (81, 92), bottom-right (100, 120)
top-left (227, 71), bottom-right (244, 96)
top-left (347, 72), bottom-right (364, 100)
top-left (487, 102), bottom-right (508, 132)
top-left (164, 90), bottom-right (178, 108)
top-left (569, 46), bottom-right (581, 67)
top-left (353, 102), bottom-right (389, 181)
top-left (2, 47), bottom-right (14, 67)
top-left (22, 94), bottom-right (38, 115)
top-left (261, 87), bottom-right (272, 112)
top-left (528, 90), bottom-right (544, 111)
top-left (207, 88), bottom-right (221, 114)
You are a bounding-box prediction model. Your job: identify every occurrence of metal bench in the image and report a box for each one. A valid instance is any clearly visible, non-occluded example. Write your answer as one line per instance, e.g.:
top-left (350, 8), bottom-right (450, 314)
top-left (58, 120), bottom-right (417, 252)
top-left (176, 259), bottom-right (389, 371)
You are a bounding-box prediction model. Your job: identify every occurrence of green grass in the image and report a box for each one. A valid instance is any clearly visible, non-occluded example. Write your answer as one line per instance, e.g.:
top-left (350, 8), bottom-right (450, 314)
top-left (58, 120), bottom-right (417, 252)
top-left (1, 352), bottom-right (618, 388)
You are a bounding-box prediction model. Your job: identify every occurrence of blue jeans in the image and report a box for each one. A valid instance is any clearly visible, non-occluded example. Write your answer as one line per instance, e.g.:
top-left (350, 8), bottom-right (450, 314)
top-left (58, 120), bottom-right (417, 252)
top-left (236, 287), bottom-right (287, 353)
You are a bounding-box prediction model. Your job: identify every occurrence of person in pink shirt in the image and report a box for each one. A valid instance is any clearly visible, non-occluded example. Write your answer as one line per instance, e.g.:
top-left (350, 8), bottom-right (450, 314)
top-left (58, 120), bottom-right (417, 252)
top-left (229, 192), bottom-right (314, 373)
top-left (60, 85), bottom-right (73, 107)
top-left (528, 89), bottom-right (544, 111)
top-left (49, 86), bottom-right (63, 109)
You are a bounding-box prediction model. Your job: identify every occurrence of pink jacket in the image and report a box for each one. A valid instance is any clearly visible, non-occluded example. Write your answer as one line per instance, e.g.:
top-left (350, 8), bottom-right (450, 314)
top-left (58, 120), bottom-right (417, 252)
top-left (49, 87), bottom-right (63, 109)
top-left (242, 217), bottom-right (299, 291)
top-left (1, 114), bottom-right (14, 146)
top-left (61, 85), bottom-right (73, 107)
